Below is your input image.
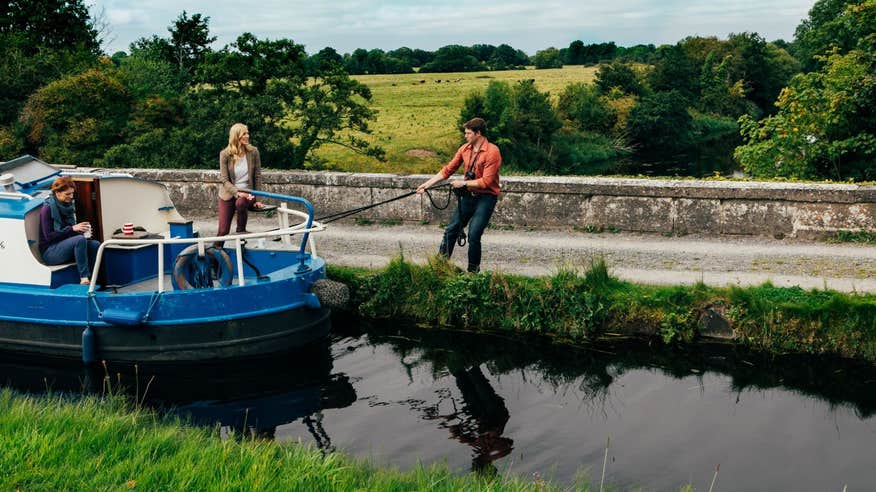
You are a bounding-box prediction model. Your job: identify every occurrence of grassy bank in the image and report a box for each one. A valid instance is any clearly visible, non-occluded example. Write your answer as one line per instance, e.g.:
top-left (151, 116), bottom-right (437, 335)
top-left (1, 388), bottom-right (706, 492)
top-left (1, 389), bottom-right (607, 491)
top-left (328, 257), bottom-right (876, 363)
top-left (311, 66), bottom-right (597, 174)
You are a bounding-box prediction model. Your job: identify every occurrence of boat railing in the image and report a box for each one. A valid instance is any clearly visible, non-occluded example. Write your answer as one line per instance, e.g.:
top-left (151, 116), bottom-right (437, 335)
top-left (88, 191), bottom-right (324, 294)
top-left (0, 191), bottom-right (33, 200)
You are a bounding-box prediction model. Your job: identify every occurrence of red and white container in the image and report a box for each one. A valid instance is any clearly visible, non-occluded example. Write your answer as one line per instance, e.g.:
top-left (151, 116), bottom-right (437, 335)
top-left (122, 223), bottom-right (134, 235)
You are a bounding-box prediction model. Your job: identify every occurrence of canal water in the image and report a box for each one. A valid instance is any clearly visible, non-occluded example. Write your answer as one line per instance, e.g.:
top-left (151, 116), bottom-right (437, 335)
top-left (2, 320), bottom-right (875, 491)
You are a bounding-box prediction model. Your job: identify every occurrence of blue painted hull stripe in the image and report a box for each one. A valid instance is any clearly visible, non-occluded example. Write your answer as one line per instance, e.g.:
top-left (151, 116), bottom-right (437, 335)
top-left (0, 299), bottom-right (316, 328)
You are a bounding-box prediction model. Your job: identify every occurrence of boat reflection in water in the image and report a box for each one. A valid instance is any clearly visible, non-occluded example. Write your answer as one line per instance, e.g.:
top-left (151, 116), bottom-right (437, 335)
top-left (0, 339), bottom-right (356, 445)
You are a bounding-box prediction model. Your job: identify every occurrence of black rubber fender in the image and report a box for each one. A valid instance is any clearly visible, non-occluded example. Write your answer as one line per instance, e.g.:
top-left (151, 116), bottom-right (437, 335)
top-left (172, 244), bottom-right (234, 290)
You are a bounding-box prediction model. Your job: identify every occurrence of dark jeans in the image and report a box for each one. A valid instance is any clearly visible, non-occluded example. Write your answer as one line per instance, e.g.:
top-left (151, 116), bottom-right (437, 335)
top-left (42, 234), bottom-right (99, 279)
top-left (215, 196), bottom-right (253, 247)
top-left (439, 193), bottom-right (498, 272)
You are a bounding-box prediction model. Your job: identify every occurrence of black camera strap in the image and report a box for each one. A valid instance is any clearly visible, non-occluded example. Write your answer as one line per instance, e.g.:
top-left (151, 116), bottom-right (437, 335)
top-left (466, 144), bottom-right (482, 178)
top-left (449, 141), bottom-right (484, 249)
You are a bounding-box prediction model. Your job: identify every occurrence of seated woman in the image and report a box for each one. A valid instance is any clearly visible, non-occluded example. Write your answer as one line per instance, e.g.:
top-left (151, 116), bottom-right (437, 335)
top-left (39, 177), bottom-right (100, 285)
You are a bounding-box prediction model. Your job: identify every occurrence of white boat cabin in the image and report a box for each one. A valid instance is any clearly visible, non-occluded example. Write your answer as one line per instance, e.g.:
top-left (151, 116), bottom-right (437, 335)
top-left (0, 155), bottom-right (187, 287)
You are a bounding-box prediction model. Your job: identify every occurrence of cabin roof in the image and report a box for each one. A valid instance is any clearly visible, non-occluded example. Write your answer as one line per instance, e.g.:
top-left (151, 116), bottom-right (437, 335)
top-left (0, 194), bottom-right (45, 219)
top-left (0, 155), bottom-right (60, 189)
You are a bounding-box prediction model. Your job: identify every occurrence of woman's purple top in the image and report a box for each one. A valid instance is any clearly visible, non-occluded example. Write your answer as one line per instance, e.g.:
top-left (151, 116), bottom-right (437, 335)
top-left (38, 205), bottom-right (76, 253)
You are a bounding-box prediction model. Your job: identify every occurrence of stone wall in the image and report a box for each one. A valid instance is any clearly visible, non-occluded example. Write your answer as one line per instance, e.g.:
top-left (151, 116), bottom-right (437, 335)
top-left (122, 169), bottom-right (876, 238)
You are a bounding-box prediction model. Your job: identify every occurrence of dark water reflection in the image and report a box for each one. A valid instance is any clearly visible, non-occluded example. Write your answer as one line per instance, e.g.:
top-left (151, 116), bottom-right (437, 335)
top-left (606, 155), bottom-right (733, 178)
top-left (2, 320), bottom-right (875, 490)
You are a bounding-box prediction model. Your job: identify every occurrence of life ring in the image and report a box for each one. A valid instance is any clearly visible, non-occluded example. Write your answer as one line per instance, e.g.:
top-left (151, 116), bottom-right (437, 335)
top-left (171, 244), bottom-right (234, 290)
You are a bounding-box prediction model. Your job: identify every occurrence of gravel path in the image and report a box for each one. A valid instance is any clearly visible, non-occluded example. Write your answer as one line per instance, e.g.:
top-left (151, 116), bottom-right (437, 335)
top-left (192, 215), bottom-right (876, 293)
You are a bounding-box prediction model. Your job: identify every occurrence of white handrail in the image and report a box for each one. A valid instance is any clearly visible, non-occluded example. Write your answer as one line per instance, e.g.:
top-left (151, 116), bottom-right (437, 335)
top-left (87, 211), bottom-right (325, 293)
top-left (0, 191), bottom-right (32, 200)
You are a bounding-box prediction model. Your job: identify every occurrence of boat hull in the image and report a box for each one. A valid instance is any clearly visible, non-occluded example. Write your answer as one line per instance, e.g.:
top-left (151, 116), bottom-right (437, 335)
top-left (0, 307), bottom-right (331, 363)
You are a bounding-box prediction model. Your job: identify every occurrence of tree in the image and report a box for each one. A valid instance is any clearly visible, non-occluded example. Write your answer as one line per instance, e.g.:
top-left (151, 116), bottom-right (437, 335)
top-left (459, 82), bottom-right (511, 144)
top-left (0, 33), bottom-right (96, 125)
top-left (794, 0), bottom-right (874, 70)
top-left (584, 42), bottom-right (618, 64)
top-left (420, 45), bottom-right (484, 72)
top-left (19, 69), bottom-right (132, 165)
top-left (648, 44), bottom-right (699, 103)
top-left (556, 83), bottom-right (616, 133)
top-left (564, 40), bottom-right (586, 65)
top-left (116, 54), bottom-right (185, 100)
top-left (387, 46), bottom-right (432, 68)
top-left (194, 34), bottom-right (382, 168)
top-left (460, 80), bottom-right (561, 171)
top-left (0, 0), bottom-right (99, 53)
top-left (365, 49), bottom-right (388, 74)
top-left (533, 48), bottom-right (563, 69)
top-left (595, 61), bottom-right (644, 96)
top-left (615, 44), bottom-right (657, 63)
top-left (697, 52), bottom-right (756, 117)
top-left (488, 44), bottom-right (528, 70)
top-left (167, 11), bottom-right (215, 76)
top-left (734, 47), bottom-right (876, 180)
top-left (726, 32), bottom-right (792, 114)
top-left (0, 0), bottom-right (100, 125)
top-left (280, 66), bottom-right (385, 167)
top-left (129, 11), bottom-right (215, 82)
top-left (626, 90), bottom-right (694, 155)
top-left (200, 33), bottom-right (307, 95)
top-left (471, 44), bottom-right (496, 62)
top-left (308, 47), bottom-right (344, 73)
top-left (343, 48), bottom-right (369, 74)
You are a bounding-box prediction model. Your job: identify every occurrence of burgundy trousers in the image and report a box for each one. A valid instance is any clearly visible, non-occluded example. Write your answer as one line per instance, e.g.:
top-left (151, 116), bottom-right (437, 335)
top-left (215, 196), bottom-right (252, 247)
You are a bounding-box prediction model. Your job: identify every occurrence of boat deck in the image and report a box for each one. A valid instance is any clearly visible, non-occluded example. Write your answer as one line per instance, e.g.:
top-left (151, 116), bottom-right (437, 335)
top-left (101, 274), bottom-right (249, 294)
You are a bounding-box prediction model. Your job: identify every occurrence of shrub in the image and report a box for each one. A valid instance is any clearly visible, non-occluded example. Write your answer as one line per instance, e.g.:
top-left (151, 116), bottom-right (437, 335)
top-left (556, 82), bottom-right (617, 133)
top-left (19, 69), bottom-right (132, 165)
top-left (625, 90), bottom-right (694, 155)
top-left (0, 126), bottom-right (23, 159)
top-left (551, 129), bottom-right (625, 174)
top-left (595, 61), bottom-right (645, 96)
top-left (460, 80), bottom-right (561, 172)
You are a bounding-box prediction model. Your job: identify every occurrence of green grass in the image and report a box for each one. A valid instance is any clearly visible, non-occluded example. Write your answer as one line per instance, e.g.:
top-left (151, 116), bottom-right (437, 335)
top-left (0, 388), bottom-right (679, 491)
top-left (828, 230), bottom-right (876, 244)
top-left (311, 66), bottom-right (597, 174)
top-left (329, 256), bottom-right (876, 363)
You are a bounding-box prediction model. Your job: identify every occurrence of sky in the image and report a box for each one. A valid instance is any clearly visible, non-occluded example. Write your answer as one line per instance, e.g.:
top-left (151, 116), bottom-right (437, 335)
top-left (92, 0), bottom-right (816, 56)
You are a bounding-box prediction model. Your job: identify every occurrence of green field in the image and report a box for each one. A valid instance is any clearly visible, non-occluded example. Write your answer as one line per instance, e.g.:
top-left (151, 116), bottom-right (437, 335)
top-left (312, 66), bottom-right (598, 174)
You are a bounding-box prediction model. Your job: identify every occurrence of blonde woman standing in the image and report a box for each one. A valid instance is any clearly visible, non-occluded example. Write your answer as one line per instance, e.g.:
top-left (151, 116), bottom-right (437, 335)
top-left (216, 123), bottom-right (265, 245)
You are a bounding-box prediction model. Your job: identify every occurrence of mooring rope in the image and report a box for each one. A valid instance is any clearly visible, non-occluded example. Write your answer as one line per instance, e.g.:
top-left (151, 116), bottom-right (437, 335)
top-left (316, 183), bottom-right (452, 224)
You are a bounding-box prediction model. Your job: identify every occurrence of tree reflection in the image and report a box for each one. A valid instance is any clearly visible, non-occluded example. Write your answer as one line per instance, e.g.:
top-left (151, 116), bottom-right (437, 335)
top-left (357, 321), bottom-right (876, 422)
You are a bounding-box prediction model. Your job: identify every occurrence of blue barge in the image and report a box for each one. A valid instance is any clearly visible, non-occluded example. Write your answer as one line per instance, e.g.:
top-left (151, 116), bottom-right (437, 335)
top-left (0, 156), bottom-right (330, 363)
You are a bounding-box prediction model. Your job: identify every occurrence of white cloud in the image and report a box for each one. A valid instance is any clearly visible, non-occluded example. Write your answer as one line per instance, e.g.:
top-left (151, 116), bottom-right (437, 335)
top-left (91, 0), bottom-right (814, 55)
